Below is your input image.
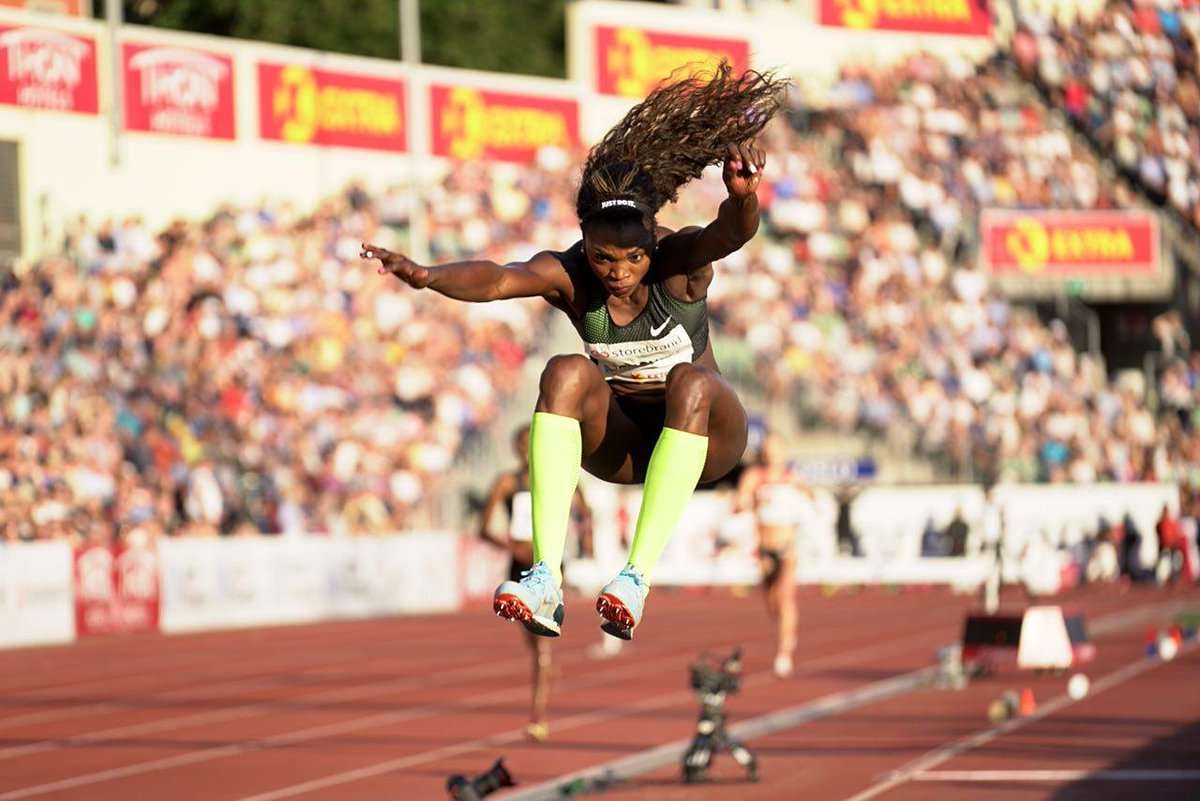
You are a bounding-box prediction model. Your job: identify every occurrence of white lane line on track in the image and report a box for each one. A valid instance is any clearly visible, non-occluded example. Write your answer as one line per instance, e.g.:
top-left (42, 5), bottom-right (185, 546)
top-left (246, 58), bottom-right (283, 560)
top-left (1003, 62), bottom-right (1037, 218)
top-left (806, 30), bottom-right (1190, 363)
top-left (913, 769), bottom-right (1200, 782)
top-left (0, 609), bottom-right (956, 801)
top-left (840, 641), bottom-right (1198, 801)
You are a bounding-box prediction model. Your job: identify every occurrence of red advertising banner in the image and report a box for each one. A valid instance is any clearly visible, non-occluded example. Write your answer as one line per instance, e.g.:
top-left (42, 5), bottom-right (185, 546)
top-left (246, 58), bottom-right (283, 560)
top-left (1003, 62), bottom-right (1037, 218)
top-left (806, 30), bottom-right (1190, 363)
top-left (0, 0), bottom-right (88, 16)
top-left (819, 0), bottom-right (992, 36)
top-left (430, 84), bottom-right (579, 163)
top-left (594, 25), bottom-right (750, 98)
top-left (123, 42), bottom-right (235, 140)
top-left (258, 62), bottom-right (407, 152)
top-left (982, 210), bottom-right (1160, 279)
top-left (74, 542), bottom-right (160, 636)
top-left (0, 23), bottom-right (97, 113)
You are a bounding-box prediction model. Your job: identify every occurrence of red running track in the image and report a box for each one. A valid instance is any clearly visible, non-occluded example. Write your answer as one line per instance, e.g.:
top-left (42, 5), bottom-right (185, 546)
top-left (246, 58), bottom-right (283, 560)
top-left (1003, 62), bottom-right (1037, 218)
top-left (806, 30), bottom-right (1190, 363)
top-left (0, 583), bottom-right (1194, 801)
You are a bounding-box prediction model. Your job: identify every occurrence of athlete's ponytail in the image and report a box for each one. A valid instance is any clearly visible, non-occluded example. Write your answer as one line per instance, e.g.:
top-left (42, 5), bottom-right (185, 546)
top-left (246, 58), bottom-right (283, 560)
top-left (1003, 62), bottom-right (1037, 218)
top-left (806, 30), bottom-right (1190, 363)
top-left (576, 61), bottom-right (786, 225)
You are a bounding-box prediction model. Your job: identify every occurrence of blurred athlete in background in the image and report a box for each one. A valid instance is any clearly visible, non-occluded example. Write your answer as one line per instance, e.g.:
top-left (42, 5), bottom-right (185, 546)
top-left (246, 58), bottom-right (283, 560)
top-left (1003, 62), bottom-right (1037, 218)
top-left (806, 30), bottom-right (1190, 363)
top-left (736, 433), bottom-right (813, 677)
top-left (478, 424), bottom-right (592, 741)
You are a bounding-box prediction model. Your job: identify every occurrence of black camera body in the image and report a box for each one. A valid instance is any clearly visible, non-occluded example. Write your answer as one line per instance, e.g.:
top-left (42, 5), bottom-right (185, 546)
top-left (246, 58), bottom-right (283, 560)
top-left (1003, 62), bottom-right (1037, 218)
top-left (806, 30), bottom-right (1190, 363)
top-left (689, 649), bottom-right (743, 698)
top-left (446, 758), bottom-right (514, 801)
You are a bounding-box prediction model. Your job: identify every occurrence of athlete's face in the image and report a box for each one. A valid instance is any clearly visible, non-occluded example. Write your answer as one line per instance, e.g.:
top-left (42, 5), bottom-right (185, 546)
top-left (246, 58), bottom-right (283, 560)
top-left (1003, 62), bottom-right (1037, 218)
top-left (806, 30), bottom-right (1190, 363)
top-left (582, 218), bottom-right (654, 299)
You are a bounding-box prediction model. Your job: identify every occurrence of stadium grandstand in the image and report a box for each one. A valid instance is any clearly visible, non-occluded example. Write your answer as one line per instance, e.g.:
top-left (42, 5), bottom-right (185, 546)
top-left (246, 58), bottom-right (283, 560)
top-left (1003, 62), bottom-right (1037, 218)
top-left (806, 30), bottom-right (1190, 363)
top-left (0, 1), bottom-right (1198, 800)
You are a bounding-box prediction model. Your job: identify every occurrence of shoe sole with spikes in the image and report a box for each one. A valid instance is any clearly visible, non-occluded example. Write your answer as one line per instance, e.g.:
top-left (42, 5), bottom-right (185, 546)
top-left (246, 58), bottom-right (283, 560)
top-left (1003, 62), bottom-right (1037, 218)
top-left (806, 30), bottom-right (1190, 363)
top-left (596, 593), bottom-right (636, 640)
top-left (494, 594), bottom-right (563, 637)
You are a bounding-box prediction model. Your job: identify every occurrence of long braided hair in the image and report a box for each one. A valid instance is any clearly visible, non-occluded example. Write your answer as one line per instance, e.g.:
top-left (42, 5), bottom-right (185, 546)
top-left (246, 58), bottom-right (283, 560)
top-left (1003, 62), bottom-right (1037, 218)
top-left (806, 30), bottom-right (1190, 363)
top-left (576, 61), bottom-right (787, 226)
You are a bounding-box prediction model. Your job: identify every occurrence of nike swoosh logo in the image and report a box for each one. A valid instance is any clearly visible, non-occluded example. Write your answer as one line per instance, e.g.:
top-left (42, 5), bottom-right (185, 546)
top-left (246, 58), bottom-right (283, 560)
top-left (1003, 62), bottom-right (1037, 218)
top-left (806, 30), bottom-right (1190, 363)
top-left (650, 318), bottom-right (673, 337)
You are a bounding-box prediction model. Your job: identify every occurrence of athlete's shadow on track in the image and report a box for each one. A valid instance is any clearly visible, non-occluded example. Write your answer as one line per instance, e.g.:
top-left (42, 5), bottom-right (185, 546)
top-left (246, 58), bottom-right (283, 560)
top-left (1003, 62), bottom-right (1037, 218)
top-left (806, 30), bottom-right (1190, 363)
top-left (1048, 720), bottom-right (1200, 801)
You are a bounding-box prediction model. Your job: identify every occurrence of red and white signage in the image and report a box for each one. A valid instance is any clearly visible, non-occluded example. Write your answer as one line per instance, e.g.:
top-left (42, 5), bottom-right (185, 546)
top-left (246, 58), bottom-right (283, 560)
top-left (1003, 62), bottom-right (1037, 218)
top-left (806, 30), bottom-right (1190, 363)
top-left (123, 42), bottom-right (236, 139)
top-left (74, 542), bottom-right (160, 636)
top-left (0, 23), bottom-right (97, 113)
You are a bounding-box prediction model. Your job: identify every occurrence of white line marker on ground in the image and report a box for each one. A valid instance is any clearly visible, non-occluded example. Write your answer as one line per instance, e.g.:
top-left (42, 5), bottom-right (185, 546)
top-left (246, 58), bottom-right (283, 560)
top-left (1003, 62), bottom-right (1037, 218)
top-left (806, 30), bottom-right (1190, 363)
top-left (914, 769), bottom-right (1200, 782)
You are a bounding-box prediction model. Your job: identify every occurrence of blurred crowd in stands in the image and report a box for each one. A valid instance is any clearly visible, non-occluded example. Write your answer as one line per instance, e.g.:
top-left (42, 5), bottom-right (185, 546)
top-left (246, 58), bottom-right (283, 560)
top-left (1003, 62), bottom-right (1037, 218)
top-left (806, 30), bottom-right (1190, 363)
top-left (2, 17), bottom-right (1199, 545)
top-left (0, 166), bottom-right (573, 541)
top-left (703, 49), bottom-right (1200, 489)
top-left (1011, 0), bottom-right (1200, 227)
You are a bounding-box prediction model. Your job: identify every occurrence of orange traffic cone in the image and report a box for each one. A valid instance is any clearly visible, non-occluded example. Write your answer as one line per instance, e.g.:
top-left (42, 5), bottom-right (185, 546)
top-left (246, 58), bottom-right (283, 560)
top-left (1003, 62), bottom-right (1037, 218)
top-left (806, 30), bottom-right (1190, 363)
top-left (1018, 687), bottom-right (1037, 716)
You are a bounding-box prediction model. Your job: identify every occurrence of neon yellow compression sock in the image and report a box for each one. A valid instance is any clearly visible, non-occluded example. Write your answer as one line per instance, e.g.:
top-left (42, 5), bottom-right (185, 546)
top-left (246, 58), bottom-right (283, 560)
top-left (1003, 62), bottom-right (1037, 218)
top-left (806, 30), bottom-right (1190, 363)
top-left (530, 411), bottom-right (582, 587)
top-left (627, 427), bottom-right (709, 583)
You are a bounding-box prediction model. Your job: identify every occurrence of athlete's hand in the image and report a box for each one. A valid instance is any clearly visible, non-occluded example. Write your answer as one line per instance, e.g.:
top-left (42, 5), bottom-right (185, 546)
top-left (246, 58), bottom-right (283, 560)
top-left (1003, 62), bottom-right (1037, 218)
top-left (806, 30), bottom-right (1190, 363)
top-left (361, 243), bottom-right (432, 289)
top-left (723, 140), bottom-right (766, 199)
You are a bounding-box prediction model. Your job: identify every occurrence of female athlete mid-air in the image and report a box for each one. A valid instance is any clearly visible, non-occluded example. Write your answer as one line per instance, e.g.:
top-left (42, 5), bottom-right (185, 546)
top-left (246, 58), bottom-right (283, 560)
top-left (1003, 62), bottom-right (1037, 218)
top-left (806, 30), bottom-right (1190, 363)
top-left (363, 63), bottom-right (785, 640)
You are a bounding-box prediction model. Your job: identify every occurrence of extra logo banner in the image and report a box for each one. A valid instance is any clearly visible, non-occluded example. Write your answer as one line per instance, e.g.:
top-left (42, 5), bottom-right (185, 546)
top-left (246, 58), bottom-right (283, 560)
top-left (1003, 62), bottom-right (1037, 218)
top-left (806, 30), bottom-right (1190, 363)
top-left (0, 23), bottom-right (97, 113)
top-left (819, 0), bottom-right (992, 36)
top-left (258, 62), bottom-right (407, 152)
top-left (594, 25), bottom-right (749, 98)
top-left (124, 43), bottom-right (235, 139)
top-left (431, 84), bottom-right (579, 163)
top-left (982, 210), bottom-right (1160, 279)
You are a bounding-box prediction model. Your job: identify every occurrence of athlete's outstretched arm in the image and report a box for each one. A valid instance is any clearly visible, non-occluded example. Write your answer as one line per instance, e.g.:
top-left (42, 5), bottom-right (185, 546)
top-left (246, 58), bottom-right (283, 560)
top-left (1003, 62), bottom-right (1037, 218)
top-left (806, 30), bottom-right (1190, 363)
top-left (658, 139), bottom-right (766, 273)
top-left (360, 245), bottom-right (571, 303)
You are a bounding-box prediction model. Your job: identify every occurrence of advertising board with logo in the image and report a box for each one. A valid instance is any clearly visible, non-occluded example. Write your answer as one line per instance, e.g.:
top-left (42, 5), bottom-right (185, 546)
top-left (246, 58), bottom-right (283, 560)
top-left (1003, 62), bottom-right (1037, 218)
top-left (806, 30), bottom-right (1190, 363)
top-left (0, 22), bottom-right (96, 113)
top-left (430, 83), bottom-right (579, 163)
top-left (593, 25), bottom-right (750, 99)
top-left (981, 209), bottom-right (1164, 298)
top-left (74, 541), bottom-right (160, 636)
top-left (258, 62), bottom-right (407, 152)
top-left (124, 42), bottom-right (235, 139)
top-left (819, 0), bottom-right (992, 36)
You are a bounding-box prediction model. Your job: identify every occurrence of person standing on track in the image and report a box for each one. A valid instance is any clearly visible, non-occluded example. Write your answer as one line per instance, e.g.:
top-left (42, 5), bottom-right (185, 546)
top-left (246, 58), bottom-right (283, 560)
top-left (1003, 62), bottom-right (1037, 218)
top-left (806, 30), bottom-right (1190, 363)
top-left (478, 424), bottom-right (592, 742)
top-left (735, 433), bottom-right (813, 677)
top-left (363, 62), bottom-right (786, 641)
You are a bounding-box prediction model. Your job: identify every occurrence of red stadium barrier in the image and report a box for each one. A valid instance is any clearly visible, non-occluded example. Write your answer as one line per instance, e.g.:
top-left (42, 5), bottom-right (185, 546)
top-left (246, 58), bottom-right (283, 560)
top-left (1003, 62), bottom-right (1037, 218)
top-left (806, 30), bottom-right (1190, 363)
top-left (74, 542), bottom-right (161, 637)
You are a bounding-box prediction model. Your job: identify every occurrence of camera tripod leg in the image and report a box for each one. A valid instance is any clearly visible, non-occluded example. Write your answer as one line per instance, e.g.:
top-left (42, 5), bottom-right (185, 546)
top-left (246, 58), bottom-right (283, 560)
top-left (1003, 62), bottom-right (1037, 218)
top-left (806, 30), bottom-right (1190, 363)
top-left (682, 732), bottom-right (715, 783)
top-left (727, 738), bottom-right (758, 782)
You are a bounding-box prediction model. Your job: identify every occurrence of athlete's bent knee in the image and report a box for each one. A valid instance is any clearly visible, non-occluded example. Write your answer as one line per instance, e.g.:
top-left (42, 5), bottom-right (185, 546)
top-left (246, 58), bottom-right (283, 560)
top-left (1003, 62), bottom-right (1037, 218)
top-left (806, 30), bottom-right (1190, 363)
top-left (665, 363), bottom-right (716, 419)
top-left (537, 354), bottom-right (599, 415)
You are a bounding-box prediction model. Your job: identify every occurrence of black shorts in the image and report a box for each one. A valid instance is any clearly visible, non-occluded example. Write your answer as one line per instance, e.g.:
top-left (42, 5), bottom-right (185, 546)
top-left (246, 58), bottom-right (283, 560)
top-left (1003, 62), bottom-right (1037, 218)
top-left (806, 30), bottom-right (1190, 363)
top-left (759, 547), bottom-right (788, 585)
top-left (508, 557), bottom-right (534, 584)
top-left (615, 393), bottom-right (666, 442)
